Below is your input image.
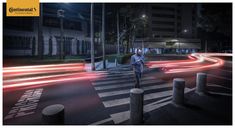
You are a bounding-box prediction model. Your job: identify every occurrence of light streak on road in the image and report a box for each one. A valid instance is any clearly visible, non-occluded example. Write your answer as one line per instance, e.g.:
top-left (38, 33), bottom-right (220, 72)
top-left (3, 62), bottom-right (106, 91)
top-left (145, 54), bottom-right (203, 68)
top-left (3, 72), bottom-right (104, 90)
top-left (3, 63), bottom-right (85, 78)
top-left (3, 53), bottom-right (231, 91)
top-left (146, 53), bottom-right (231, 74)
top-left (4, 63), bottom-right (84, 71)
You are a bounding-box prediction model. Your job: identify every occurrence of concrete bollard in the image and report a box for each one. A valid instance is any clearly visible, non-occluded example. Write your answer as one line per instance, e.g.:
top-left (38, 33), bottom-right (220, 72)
top-left (196, 73), bottom-right (207, 96)
top-left (172, 78), bottom-right (185, 106)
top-left (130, 88), bottom-right (144, 124)
top-left (115, 58), bottom-right (118, 67)
top-left (106, 59), bottom-right (108, 68)
top-left (42, 104), bottom-right (65, 124)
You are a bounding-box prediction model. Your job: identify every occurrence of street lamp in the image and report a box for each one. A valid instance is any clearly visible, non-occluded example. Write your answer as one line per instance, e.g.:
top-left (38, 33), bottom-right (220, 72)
top-left (183, 29), bottom-right (188, 33)
top-left (57, 9), bottom-right (65, 60)
top-left (117, 11), bottom-right (120, 56)
top-left (142, 14), bottom-right (146, 19)
top-left (141, 14), bottom-right (147, 54)
top-left (38, 3), bottom-right (43, 59)
top-left (177, 29), bottom-right (188, 54)
top-left (90, 3), bottom-right (95, 71)
top-left (102, 3), bottom-right (106, 69)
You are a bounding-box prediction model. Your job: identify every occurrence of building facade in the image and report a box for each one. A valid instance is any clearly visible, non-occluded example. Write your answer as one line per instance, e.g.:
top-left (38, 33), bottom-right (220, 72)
top-left (3, 4), bottom-right (102, 57)
top-left (3, 3), bottom-right (201, 57)
top-left (135, 4), bottom-right (201, 54)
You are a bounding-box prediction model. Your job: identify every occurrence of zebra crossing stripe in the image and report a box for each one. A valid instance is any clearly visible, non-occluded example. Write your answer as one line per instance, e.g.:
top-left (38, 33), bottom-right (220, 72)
top-left (94, 71), bottom-right (132, 75)
top-left (102, 87), bottom-right (191, 108)
top-left (91, 87), bottom-right (195, 125)
top-left (92, 74), bottom-right (135, 82)
top-left (207, 91), bottom-right (232, 97)
top-left (98, 82), bottom-right (172, 98)
top-left (105, 88), bottom-right (195, 124)
top-left (110, 110), bottom-right (129, 124)
top-left (207, 83), bottom-right (232, 90)
top-left (91, 117), bottom-right (113, 125)
top-left (92, 76), bottom-right (155, 86)
top-left (109, 100), bottom-right (172, 124)
top-left (144, 88), bottom-right (195, 111)
top-left (91, 73), bottom-right (134, 81)
top-left (92, 73), bottom-right (155, 82)
top-left (94, 79), bottom-right (163, 91)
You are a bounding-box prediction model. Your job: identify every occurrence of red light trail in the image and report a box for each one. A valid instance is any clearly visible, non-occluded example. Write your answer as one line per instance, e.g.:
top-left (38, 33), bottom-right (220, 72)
top-left (3, 63), bottom-right (85, 78)
top-left (3, 53), bottom-right (231, 91)
top-left (3, 63), bottom-right (106, 91)
top-left (146, 53), bottom-right (231, 74)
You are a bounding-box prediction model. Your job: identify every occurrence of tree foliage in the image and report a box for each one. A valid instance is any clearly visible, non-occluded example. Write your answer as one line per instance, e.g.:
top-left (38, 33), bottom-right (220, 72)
top-left (198, 3), bottom-right (232, 37)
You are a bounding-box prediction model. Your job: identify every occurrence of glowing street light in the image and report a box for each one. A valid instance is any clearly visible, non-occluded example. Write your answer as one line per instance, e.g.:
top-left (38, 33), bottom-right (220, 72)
top-left (183, 29), bottom-right (188, 33)
top-left (141, 14), bottom-right (147, 54)
top-left (178, 29), bottom-right (188, 54)
top-left (141, 14), bottom-right (146, 19)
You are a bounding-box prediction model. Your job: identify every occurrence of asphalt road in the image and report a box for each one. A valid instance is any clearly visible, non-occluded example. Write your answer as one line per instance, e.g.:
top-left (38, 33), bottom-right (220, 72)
top-left (3, 55), bottom-right (232, 125)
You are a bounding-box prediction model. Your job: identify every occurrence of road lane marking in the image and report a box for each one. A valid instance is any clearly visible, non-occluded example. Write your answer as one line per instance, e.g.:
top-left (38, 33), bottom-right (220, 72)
top-left (92, 76), bottom-right (155, 86)
top-left (102, 86), bottom-right (191, 108)
top-left (94, 79), bottom-right (163, 91)
top-left (4, 88), bottom-right (43, 120)
top-left (207, 83), bottom-right (232, 90)
top-left (92, 88), bottom-right (195, 124)
top-left (92, 75), bottom-right (135, 82)
top-left (98, 82), bottom-right (171, 98)
top-left (92, 88), bottom-right (194, 125)
top-left (91, 117), bottom-right (113, 125)
top-left (208, 91), bottom-right (232, 97)
top-left (91, 73), bottom-right (134, 81)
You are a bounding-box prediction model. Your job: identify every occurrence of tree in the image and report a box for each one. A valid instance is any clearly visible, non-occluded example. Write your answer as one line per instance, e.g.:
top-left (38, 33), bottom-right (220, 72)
top-left (199, 3), bottom-right (232, 35)
top-left (118, 4), bottom-right (146, 54)
top-left (198, 3), bottom-right (232, 52)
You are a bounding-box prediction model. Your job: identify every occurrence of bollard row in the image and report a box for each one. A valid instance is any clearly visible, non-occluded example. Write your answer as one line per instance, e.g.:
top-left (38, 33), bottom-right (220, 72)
top-left (128, 72), bottom-right (207, 124)
top-left (41, 73), bottom-right (207, 125)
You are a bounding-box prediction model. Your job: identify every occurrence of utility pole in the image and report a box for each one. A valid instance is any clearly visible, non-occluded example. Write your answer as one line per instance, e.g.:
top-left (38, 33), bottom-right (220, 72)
top-left (102, 3), bottom-right (106, 69)
top-left (141, 14), bottom-right (147, 55)
top-left (142, 24), bottom-right (145, 54)
top-left (57, 9), bottom-right (65, 60)
top-left (38, 3), bottom-right (43, 59)
top-left (117, 11), bottom-right (120, 55)
top-left (90, 3), bottom-right (95, 71)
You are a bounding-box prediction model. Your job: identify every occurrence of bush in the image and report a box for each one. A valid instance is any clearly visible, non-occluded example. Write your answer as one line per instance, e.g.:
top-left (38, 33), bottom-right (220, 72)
top-left (117, 53), bottom-right (134, 64)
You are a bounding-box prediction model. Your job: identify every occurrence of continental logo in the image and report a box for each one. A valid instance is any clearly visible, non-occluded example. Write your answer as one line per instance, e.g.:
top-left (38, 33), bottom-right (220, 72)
top-left (8, 7), bottom-right (37, 13)
top-left (7, 0), bottom-right (39, 16)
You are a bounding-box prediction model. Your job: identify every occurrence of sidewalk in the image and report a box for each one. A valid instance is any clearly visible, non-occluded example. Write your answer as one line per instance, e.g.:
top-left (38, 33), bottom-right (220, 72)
top-left (144, 90), bottom-right (232, 125)
top-left (121, 88), bottom-right (232, 125)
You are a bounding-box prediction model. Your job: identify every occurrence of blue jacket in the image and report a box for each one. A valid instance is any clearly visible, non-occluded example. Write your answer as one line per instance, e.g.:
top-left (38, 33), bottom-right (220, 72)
top-left (131, 54), bottom-right (144, 73)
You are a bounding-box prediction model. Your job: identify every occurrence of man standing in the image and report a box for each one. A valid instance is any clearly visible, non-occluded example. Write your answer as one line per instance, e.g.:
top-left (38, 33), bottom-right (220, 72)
top-left (131, 48), bottom-right (144, 88)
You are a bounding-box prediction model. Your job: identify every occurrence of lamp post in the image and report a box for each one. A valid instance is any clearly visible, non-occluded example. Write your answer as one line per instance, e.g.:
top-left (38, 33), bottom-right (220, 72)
top-left (102, 3), bottom-right (106, 69)
top-left (141, 14), bottom-right (147, 54)
top-left (90, 3), bottom-right (95, 71)
top-left (57, 9), bottom-right (65, 60)
top-left (177, 29), bottom-right (188, 54)
top-left (38, 3), bottom-right (43, 59)
top-left (117, 11), bottom-right (120, 56)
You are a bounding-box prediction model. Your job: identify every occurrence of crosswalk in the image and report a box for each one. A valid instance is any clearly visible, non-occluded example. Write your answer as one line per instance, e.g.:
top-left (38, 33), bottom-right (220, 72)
top-left (90, 65), bottom-right (232, 125)
top-left (90, 66), bottom-right (195, 124)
